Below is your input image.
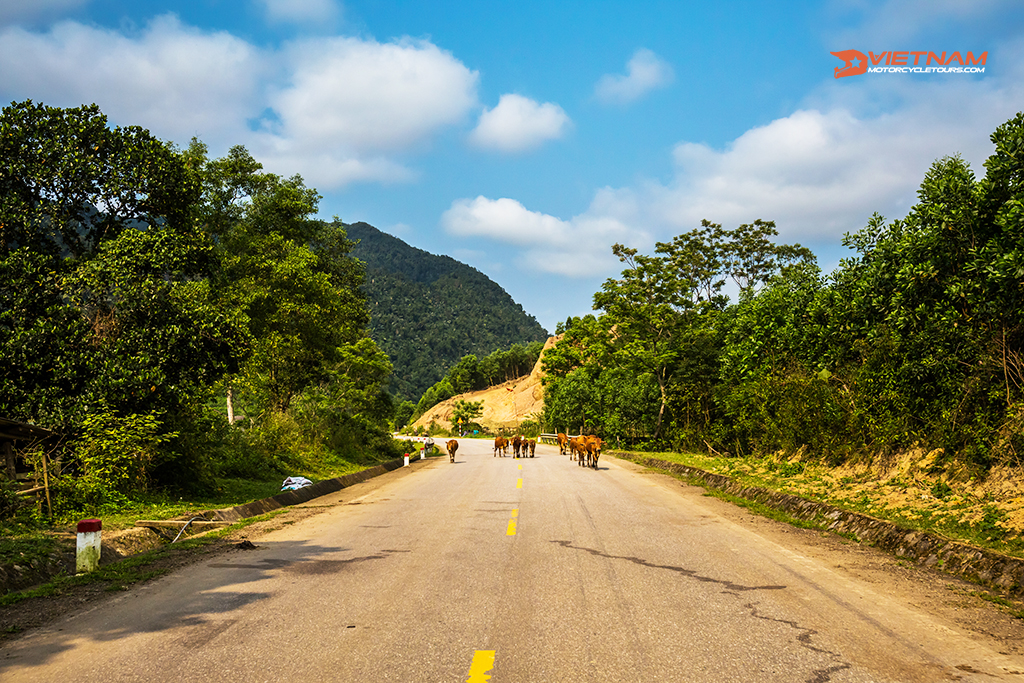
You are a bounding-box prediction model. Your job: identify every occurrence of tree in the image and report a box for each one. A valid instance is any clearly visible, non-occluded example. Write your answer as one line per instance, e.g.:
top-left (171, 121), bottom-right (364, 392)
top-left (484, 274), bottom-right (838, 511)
top-left (723, 219), bottom-right (815, 296)
top-left (187, 143), bottom-right (371, 414)
top-left (593, 243), bottom-right (707, 438)
top-left (451, 399), bottom-right (484, 428)
top-left (1, 100), bottom-right (199, 260)
top-left (0, 101), bottom-right (233, 434)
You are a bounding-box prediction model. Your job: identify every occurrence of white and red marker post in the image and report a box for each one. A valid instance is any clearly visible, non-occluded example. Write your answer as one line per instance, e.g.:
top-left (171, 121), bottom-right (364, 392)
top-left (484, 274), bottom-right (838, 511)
top-left (76, 518), bottom-right (102, 574)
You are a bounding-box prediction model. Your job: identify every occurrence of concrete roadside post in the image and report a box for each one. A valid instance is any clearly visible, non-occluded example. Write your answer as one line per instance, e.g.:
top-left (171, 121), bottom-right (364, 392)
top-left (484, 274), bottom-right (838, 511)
top-left (404, 452), bottom-right (409, 467)
top-left (76, 518), bottom-right (102, 574)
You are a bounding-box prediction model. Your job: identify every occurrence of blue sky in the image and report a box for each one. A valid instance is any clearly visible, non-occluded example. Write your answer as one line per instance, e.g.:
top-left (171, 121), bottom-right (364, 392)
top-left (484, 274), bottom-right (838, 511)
top-left (2, 1), bottom-right (1022, 331)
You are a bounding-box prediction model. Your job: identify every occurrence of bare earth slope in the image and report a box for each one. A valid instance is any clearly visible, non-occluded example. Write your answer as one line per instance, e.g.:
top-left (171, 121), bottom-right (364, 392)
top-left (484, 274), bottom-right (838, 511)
top-left (410, 335), bottom-right (558, 432)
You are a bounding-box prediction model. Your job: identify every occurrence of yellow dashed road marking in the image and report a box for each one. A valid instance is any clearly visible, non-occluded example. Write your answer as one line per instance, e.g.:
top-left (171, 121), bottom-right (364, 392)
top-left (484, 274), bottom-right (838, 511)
top-left (516, 478), bottom-right (523, 488)
top-left (467, 650), bottom-right (495, 682)
top-left (507, 508), bottom-right (518, 536)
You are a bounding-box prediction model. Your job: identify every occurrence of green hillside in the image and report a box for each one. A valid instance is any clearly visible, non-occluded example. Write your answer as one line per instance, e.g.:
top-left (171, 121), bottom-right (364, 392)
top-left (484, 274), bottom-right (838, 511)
top-left (346, 222), bottom-right (549, 399)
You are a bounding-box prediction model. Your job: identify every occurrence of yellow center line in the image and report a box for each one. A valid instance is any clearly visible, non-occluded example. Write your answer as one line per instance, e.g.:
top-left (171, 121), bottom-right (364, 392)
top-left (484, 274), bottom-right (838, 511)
top-left (518, 463), bottom-right (522, 470)
top-left (507, 508), bottom-right (518, 536)
top-left (516, 478), bottom-right (523, 488)
top-left (467, 650), bottom-right (496, 682)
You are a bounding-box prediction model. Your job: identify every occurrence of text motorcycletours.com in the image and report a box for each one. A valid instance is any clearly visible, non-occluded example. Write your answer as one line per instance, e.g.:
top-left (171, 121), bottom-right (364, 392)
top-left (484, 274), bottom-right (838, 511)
top-left (831, 50), bottom-right (987, 78)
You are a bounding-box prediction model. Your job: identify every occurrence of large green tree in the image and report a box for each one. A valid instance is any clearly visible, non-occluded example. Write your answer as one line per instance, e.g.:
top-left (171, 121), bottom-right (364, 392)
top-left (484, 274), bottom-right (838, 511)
top-left (187, 143), bottom-right (372, 415)
top-left (0, 101), bottom-right (234, 433)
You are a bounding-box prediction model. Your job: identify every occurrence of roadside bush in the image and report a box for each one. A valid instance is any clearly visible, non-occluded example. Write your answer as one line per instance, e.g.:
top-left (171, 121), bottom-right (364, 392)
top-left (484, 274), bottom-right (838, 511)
top-left (517, 419), bottom-right (541, 438)
top-left (722, 370), bottom-right (852, 461)
top-left (47, 411), bottom-right (173, 519)
top-left (0, 480), bottom-right (26, 520)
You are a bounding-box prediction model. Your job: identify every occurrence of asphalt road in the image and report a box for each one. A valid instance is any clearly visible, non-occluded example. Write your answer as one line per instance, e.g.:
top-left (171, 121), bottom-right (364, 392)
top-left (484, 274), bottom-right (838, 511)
top-left (2, 439), bottom-right (1023, 682)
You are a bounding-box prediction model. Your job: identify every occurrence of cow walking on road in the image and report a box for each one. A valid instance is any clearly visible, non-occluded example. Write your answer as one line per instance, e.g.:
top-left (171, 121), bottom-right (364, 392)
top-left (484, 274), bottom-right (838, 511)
top-left (446, 439), bottom-right (458, 463)
top-left (583, 436), bottom-right (603, 468)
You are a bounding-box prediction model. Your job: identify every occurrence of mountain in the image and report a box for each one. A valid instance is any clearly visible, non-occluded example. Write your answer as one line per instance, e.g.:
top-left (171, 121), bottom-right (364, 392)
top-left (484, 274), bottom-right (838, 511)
top-left (345, 222), bottom-right (549, 400)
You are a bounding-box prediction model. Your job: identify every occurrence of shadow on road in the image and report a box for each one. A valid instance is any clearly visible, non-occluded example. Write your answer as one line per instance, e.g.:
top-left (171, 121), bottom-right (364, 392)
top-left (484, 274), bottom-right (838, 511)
top-left (0, 540), bottom-right (397, 672)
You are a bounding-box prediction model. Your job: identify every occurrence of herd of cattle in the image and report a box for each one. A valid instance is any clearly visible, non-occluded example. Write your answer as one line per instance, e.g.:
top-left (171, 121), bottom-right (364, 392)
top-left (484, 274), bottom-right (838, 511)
top-left (556, 433), bottom-right (603, 468)
top-left (492, 435), bottom-right (536, 458)
top-left (489, 433), bottom-right (603, 468)
top-left (438, 433), bottom-right (603, 467)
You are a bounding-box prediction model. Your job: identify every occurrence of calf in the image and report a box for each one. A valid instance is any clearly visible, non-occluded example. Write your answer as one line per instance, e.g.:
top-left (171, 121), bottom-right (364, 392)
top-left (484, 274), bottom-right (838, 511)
top-left (446, 439), bottom-right (458, 463)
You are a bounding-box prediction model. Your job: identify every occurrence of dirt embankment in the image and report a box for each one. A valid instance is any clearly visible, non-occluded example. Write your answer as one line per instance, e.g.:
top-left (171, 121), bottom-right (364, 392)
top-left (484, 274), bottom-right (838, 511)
top-left (410, 335), bottom-right (559, 432)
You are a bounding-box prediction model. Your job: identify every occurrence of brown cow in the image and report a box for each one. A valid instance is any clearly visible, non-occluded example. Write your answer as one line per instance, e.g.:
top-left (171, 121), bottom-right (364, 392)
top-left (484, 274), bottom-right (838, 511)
top-left (569, 436), bottom-right (583, 463)
top-left (512, 435), bottom-right (523, 458)
top-left (577, 437), bottom-right (590, 467)
top-left (527, 439), bottom-right (536, 457)
top-left (584, 435), bottom-right (603, 469)
top-left (493, 436), bottom-right (507, 457)
top-left (446, 439), bottom-right (458, 463)
top-left (556, 432), bottom-right (568, 455)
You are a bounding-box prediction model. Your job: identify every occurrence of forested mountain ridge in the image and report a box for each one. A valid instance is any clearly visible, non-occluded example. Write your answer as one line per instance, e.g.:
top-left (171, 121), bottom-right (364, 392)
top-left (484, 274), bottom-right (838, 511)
top-left (346, 222), bottom-right (549, 399)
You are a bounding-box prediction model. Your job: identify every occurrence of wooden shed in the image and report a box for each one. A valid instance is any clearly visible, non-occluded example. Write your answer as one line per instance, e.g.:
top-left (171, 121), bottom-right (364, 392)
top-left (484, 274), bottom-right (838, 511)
top-left (0, 416), bottom-right (55, 481)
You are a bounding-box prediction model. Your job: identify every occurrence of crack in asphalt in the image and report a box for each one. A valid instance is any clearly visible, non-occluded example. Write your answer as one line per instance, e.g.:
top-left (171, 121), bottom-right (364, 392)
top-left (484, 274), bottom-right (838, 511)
top-left (552, 540), bottom-right (853, 682)
top-left (551, 540), bottom-right (787, 592)
top-left (745, 602), bottom-right (852, 683)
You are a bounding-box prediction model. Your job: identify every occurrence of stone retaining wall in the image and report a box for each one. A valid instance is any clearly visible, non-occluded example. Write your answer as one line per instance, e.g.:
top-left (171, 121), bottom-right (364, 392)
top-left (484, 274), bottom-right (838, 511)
top-left (611, 451), bottom-right (1024, 596)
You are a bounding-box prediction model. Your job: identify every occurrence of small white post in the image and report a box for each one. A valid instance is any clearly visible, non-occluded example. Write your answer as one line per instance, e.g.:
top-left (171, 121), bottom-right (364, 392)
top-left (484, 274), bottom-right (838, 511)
top-left (404, 452), bottom-right (410, 467)
top-left (76, 518), bottom-right (102, 574)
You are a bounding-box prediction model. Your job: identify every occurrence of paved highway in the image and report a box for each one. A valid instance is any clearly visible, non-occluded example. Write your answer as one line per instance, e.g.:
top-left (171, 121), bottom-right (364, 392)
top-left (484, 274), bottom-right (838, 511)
top-left (1, 438), bottom-right (1022, 682)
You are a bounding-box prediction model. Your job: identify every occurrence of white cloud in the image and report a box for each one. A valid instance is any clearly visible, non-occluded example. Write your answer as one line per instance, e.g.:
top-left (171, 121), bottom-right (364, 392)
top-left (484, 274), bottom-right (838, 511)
top-left (0, 20), bottom-right (480, 190)
top-left (650, 62), bottom-right (1024, 243)
top-left (0, 16), bottom-right (262, 142)
top-left (442, 194), bottom-right (646, 277)
top-left (254, 36), bottom-right (479, 185)
top-left (444, 38), bottom-right (1024, 287)
top-left (0, 0), bottom-right (86, 26)
top-left (259, 0), bottom-right (341, 25)
top-left (469, 94), bottom-right (571, 153)
top-left (594, 48), bottom-right (673, 104)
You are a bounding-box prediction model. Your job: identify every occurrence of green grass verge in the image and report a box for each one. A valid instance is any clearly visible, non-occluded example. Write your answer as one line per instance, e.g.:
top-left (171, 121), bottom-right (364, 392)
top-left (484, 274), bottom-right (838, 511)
top-left (701, 487), bottom-right (829, 532)
top-left (613, 449), bottom-right (1024, 558)
top-left (0, 510), bottom-right (285, 607)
